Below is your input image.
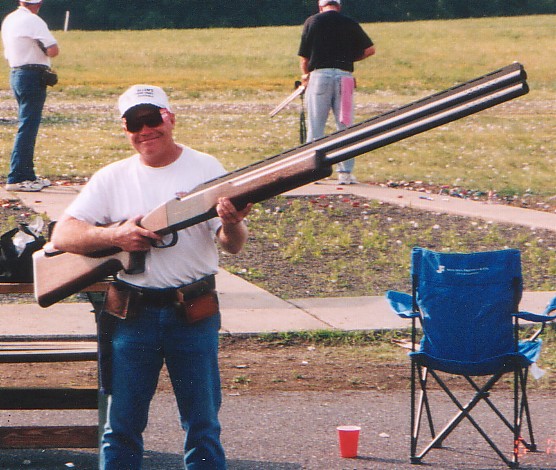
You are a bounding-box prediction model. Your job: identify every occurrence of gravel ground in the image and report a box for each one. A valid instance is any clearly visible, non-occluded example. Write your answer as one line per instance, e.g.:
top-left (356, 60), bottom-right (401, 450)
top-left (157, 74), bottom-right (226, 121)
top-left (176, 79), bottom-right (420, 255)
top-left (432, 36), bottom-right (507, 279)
top-left (2, 391), bottom-right (555, 469)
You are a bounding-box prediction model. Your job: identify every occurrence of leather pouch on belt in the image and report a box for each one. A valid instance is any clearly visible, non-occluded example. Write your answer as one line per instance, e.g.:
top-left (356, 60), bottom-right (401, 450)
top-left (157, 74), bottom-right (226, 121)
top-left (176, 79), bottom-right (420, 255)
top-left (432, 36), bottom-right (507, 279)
top-left (176, 287), bottom-right (219, 324)
top-left (104, 282), bottom-right (140, 319)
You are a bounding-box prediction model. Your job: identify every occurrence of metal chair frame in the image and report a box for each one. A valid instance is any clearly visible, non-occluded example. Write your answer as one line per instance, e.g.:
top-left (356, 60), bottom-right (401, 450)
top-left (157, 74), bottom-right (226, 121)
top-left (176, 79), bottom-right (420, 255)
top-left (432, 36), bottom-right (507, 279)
top-left (408, 309), bottom-right (536, 468)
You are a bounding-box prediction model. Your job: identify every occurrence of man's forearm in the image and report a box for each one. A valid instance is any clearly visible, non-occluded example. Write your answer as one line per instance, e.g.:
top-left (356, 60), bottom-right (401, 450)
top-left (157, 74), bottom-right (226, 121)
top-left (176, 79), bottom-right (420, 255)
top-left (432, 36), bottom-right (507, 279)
top-left (52, 215), bottom-right (160, 254)
top-left (46, 43), bottom-right (59, 58)
top-left (355, 46), bottom-right (375, 62)
top-left (217, 221), bottom-right (248, 255)
top-left (299, 56), bottom-right (310, 76)
top-left (51, 216), bottom-right (115, 254)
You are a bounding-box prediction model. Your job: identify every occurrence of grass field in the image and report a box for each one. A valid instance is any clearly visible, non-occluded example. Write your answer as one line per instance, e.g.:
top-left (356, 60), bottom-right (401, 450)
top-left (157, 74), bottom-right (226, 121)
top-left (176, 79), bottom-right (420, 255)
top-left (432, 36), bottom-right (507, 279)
top-left (0, 15), bottom-right (554, 199)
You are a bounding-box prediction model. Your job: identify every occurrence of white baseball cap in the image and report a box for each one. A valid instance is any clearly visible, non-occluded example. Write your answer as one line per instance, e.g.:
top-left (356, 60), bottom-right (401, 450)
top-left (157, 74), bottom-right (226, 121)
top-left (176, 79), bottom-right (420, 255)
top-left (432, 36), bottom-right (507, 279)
top-left (319, 0), bottom-right (341, 6)
top-left (22, 0), bottom-right (43, 4)
top-left (118, 84), bottom-right (172, 117)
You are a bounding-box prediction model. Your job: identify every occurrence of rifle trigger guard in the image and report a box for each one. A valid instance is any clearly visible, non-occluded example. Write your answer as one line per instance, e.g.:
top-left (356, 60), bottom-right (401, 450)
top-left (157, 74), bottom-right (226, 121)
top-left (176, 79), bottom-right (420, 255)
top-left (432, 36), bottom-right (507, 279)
top-left (152, 231), bottom-right (178, 249)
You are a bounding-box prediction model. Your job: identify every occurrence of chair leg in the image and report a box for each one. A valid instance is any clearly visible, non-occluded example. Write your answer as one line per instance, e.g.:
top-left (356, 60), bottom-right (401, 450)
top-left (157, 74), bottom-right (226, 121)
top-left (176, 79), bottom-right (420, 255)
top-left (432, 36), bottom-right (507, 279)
top-left (513, 367), bottom-right (520, 467)
top-left (465, 375), bottom-right (514, 431)
top-left (511, 366), bottom-right (539, 468)
top-left (410, 360), bottom-right (417, 459)
top-left (415, 369), bottom-right (518, 468)
top-left (518, 367), bottom-right (537, 452)
top-left (411, 365), bottom-right (438, 463)
top-left (465, 366), bottom-right (536, 464)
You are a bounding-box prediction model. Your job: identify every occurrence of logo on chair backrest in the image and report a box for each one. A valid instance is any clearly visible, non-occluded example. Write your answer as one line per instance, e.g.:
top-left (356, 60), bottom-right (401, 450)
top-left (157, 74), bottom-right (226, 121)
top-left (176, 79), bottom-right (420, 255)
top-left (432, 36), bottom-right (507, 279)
top-left (435, 266), bottom-right (489, 276)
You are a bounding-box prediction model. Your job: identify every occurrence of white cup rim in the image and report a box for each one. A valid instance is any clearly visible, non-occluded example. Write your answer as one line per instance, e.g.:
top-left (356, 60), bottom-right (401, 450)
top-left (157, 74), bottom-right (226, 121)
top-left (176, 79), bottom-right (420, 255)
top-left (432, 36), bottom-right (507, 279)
top-left (337, 425), bottom-right (361, 432)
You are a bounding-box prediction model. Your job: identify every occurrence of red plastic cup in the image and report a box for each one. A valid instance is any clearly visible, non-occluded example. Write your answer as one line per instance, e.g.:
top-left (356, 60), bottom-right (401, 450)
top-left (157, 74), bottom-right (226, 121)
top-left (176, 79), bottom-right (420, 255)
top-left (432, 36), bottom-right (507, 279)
top-left (337, 425), bottom-right (361, 458)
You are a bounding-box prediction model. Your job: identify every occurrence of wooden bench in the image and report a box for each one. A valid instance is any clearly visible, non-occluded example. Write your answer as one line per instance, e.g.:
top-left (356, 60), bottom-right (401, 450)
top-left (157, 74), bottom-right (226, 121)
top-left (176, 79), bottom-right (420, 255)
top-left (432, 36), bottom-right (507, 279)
top-left (0, 282), bottom-right (108, 449)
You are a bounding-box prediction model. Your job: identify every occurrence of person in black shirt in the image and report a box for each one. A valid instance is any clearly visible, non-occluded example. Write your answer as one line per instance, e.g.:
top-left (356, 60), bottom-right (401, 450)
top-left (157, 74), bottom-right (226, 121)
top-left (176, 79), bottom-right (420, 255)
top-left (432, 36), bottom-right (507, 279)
top-left (298, 0), bottom-right (375, 184)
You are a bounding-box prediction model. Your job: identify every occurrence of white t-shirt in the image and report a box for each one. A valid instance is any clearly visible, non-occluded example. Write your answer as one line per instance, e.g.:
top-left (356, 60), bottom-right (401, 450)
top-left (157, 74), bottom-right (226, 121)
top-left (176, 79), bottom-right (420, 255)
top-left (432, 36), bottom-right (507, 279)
top-left (65, 145), bottom-right (226, 288)
top-left (1, 6), bottom-right (57, 68)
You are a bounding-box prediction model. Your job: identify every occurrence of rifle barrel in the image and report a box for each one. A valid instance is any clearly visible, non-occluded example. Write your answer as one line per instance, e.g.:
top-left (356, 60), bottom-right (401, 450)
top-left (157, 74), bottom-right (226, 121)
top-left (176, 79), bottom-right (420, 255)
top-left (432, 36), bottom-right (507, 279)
top-left (325, 81), bottom-right (528, 164)
top-left (283, 63), bottom-right (527, 165)
top-left (156, 64), bottom-right (527, 235)
top-left (189, 62), bottom-right (527, 198)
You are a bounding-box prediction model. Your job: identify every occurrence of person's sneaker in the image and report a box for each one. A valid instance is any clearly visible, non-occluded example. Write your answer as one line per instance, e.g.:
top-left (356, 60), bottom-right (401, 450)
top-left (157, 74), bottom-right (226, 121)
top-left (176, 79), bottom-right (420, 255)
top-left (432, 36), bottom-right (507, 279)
top-left (347, 174), bottom-right (358, 184)
top-left (5, 180), bottom-right (44, 192)
top-left (337, 173), bottom-right (358, 185)
top-left (36, 176), bottom-right (51, 187)
top-left (338, 172), bottom-right (350, 185)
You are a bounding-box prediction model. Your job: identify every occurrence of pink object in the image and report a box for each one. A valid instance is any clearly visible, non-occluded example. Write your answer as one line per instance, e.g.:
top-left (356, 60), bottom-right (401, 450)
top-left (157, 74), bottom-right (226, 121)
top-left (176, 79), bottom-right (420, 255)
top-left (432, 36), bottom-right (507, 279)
top-left (340, 76), bottom-right (355, 126)
top-left (337, 425), bottom-right (361, 458)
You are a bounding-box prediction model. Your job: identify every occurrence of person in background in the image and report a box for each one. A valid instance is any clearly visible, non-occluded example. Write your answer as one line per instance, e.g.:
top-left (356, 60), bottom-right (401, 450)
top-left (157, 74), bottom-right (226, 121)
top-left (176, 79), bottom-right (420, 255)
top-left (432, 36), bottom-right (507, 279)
top-left (1, 0), bottom-right (58, 192)
top-left (298, 0), bottom-right (375, 184)
top-left (51, 85), bottom-right (251, 469)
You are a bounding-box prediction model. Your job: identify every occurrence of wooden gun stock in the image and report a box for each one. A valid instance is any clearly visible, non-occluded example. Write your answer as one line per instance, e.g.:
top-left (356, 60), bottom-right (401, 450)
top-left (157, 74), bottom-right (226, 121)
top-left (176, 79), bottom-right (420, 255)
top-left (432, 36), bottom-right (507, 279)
top-left (33, 63), bottom-right (529, 307)
top-left (33, 245), bottom-right (144, 308)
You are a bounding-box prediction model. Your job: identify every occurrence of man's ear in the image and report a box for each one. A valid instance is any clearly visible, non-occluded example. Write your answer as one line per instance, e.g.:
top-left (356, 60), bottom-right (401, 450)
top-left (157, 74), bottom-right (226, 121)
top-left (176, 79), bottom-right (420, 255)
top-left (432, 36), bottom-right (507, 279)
top-left (169, 112), bottom-right (176, 126)
top-left (164, 111), bottom-right (176, 128)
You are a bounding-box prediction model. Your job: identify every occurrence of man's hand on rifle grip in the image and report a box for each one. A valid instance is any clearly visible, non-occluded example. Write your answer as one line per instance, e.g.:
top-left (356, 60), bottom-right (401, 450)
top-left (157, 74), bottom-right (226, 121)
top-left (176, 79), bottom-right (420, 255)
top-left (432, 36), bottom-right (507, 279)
top-left (111, 215), bottom-right (162, 253)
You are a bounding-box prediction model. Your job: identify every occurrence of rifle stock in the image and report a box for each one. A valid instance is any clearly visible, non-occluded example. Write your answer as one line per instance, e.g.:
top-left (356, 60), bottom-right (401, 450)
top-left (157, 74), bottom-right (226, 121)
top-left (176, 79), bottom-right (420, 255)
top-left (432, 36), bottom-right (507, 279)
top-left (33, 244), bottom-right (143, 308)
top-left (33, 63), bottom-right (529, 307)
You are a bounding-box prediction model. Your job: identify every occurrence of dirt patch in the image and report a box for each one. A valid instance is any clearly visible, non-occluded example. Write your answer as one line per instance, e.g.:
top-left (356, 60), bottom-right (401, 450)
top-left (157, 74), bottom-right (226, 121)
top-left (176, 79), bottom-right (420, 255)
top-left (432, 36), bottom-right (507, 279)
top-left (0, 336), bottom-right (411, 394)
top-left (2, 335), bottom-right (553, 395)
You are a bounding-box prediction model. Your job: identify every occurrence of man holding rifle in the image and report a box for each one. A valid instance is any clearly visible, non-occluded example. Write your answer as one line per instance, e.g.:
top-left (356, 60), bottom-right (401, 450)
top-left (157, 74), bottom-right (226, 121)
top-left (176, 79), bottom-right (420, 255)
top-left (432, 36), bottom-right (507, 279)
top-left (51, 85), bottom-right (251, 469)
top-left (298, 0), bottom-right (375, 184)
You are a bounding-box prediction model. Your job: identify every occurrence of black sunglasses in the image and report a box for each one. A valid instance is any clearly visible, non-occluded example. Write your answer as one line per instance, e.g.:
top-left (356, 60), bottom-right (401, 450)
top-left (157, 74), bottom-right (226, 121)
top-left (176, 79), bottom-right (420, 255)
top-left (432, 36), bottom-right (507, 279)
top-left (124, 109), bottom-right (165, 133)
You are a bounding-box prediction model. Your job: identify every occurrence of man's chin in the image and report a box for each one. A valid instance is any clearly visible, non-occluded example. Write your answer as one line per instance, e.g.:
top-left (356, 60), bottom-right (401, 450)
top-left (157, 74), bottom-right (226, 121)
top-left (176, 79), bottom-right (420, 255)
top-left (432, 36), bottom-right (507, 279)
top-left (136, 138), bottom-right (162, 155)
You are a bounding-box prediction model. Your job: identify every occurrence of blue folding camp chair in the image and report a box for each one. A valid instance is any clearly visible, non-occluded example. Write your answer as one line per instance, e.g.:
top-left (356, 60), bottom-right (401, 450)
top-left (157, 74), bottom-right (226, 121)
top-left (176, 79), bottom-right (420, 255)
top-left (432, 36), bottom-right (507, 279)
top-left (386, 247), bottom-right (556, 468)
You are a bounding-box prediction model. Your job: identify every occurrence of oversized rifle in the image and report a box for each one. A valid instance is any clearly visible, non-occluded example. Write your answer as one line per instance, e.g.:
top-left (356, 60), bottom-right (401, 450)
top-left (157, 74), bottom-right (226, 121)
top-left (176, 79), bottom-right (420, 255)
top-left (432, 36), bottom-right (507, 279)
top-left (33, 63), bottom-right (529, 308)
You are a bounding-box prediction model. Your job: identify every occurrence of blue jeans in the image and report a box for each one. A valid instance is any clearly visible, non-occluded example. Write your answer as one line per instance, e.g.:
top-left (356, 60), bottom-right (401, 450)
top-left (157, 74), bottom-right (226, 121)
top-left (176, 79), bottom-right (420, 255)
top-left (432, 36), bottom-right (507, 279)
top-left (305, 68), bottom-right (355, 174)
top-left (100, 305), bottom-right (226, 470)
top-left (8, 68), bottom-right (47, 183)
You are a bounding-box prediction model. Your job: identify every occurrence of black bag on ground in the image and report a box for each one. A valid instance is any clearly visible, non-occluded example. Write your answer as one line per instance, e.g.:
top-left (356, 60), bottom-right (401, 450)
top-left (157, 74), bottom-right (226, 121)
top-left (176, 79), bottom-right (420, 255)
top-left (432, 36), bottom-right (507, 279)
top-left (0, 224), bottom-right (46, 282)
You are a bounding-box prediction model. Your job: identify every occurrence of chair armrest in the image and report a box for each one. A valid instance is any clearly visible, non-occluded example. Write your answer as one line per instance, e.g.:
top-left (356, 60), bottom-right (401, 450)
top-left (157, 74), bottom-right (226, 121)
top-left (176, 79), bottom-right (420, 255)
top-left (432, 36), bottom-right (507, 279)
top-left (385, 290), bottom-right (419, 319)
top-left (515, 296), bottom-right (556, 323)
top-left (542, 295), bottom-right (556, 316)
top-left (514, 311), bottom-right (556, 323)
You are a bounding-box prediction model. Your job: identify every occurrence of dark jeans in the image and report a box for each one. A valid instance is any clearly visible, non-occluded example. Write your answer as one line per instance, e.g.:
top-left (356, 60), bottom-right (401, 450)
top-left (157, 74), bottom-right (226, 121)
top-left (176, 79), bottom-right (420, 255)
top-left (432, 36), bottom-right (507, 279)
top-left (8, 68), bottom-right (47, 184)
top-left (99, 304), bottom-right (226, 470)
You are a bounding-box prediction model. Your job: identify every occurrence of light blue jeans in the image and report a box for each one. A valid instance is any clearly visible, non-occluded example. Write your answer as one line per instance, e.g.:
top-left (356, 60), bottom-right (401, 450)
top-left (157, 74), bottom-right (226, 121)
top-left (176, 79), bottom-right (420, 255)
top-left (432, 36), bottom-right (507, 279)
top-left (99, 304), bottom-right (226, 470)
top-left (305, 68), bottom-right (355, 174)
top-left (9, 68), bottom-right (47, 183)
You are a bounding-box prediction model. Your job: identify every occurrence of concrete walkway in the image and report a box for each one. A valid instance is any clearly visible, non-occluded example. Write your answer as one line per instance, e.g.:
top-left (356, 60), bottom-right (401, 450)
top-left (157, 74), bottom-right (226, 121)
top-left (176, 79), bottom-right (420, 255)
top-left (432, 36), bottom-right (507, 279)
top-left (0, 180), bottom-right (554, 337)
